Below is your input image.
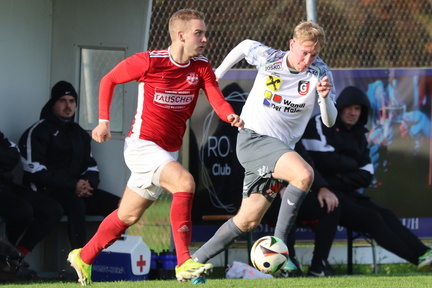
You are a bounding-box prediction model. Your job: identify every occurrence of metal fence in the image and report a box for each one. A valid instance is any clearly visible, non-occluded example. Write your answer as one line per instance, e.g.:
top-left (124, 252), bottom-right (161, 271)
top-left (149, 0), bottom-right (432, 68)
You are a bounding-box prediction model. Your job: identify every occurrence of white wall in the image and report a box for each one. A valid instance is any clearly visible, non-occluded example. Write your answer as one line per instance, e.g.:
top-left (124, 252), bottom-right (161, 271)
top-left (0, 0), bottom-right (152, 194)
top-left (50, 0), bottom-right (152, 195)
top-left (0, 0), bottom-right (52, 143)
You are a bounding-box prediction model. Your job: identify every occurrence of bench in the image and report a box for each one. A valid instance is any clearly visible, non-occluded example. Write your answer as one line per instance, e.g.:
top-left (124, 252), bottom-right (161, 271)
top-left (24, 215), bottom-right (105, 278)
top-left (346, 228), bottom-right (377, 274)
top-left (296, 221), bottom-right (377, 274)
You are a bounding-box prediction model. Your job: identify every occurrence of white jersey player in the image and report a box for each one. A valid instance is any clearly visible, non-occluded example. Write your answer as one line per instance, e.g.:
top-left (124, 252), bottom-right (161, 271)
top-left (192, 21), bottom-right (337, 275)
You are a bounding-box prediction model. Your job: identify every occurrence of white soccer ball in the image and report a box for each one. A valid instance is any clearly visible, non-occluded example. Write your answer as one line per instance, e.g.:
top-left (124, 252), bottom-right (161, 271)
top-left (250, 236), bottom-right (289, 274)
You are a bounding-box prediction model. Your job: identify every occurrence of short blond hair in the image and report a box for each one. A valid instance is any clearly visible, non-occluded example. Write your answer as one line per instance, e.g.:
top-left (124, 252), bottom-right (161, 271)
top-left (293, 21), bottom-right (326, 48)
top-left (169, 9), bottom-right (205, 40)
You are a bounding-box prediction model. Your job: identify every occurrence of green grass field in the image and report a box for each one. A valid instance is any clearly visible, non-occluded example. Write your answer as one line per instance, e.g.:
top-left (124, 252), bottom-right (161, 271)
top-left (1, 264), bottom-right (431, 288)
top-left (1, 274), bottom-right (431, 288)
top-left (127, 191), bottom-right (172, 253)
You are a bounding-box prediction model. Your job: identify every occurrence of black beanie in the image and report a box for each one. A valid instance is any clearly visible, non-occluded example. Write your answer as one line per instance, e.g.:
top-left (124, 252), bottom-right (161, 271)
top-left (50, 80), bottom-right (78, 102)
top-left (40, 81), bottom-right (78, 119)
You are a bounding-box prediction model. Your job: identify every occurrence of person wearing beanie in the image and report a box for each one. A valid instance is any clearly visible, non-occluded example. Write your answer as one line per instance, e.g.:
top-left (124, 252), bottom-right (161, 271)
top-left (18, 80), bottom-right (120, 250)
top-left (286, 85), bottom-right (432, 276)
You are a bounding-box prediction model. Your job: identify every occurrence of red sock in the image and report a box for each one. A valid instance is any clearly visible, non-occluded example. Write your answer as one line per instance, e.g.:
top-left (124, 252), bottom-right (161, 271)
top-left (16, 245), bottom-right (30, 256)
top-left (170, 192), bottom-right (194, 266)
top-left (80, 209), bottom-right (129, 264)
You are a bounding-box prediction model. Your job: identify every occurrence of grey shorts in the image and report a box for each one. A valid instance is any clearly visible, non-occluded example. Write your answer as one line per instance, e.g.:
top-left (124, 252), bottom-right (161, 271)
top-left (236, 129), bottom-right (292, 202)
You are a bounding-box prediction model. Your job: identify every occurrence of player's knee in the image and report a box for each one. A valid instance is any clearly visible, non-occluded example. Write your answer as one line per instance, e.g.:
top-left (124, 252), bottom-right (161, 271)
top-left (236, 219), bottom-right (260, 233)
top-left (248, 220), bottom-right (260, 231)
top-left (177, 173), bottom-right (196, 192)
top-left (124, 215), bottom-right (141, 225)
top-left (300, 165), bottom-right (314, 188)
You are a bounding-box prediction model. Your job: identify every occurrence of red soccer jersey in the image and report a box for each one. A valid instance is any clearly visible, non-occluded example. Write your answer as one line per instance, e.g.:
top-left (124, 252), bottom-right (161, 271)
top-left (98, 48), bottom-right (235, 151)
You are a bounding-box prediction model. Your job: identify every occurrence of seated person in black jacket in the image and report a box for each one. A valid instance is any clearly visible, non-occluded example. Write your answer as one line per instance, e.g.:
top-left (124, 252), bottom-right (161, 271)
top-left (287, 86), bottom-right (432, 276)
top-left (0, 130), bottom-right (63, 259)
top-left (19, 81), bottom-right (120, 249)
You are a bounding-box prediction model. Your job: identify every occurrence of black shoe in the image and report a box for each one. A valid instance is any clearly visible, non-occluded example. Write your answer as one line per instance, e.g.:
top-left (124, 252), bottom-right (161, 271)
top-left (307, 259), bottom-right (336, 277)
top-left (15, 261), bottom-right (38, 281)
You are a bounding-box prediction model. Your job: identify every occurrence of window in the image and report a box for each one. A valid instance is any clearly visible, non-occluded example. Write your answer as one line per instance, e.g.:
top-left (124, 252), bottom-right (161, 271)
top-left (78, 48), bottom-right (125, 132)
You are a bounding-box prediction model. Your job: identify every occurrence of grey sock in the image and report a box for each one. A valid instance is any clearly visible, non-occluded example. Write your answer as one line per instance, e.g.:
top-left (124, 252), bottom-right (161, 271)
top-left (192, 218), bottom-right (244, 263)
top-left (274, 184), bottom-right (307, 242)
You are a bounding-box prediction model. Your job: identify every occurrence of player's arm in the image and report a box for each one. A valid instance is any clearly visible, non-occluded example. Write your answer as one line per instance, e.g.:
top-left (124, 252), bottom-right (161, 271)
top-left (203, 62), bottom-right (244, 129)
top-left (214, 39), bottom-right (256, 80)
top-left (93, 53), bottom-right (148, 142)
top-left (317, 71), bottom-right (337, 128)
top-left (204, 83), bottom-right (244, 129)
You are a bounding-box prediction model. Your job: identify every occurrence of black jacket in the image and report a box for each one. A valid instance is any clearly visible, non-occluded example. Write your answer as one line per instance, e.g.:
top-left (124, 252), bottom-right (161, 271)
top-left (301, 86), bottom-right (373, 194)
top-left (0, 131), bottom-right (20, 188)
top-left (18, 109), bottom-right (100, 195)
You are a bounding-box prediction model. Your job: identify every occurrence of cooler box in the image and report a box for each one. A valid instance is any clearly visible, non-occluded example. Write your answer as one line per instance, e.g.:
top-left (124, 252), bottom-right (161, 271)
top-left (92, 234), bottom-right (151, 282)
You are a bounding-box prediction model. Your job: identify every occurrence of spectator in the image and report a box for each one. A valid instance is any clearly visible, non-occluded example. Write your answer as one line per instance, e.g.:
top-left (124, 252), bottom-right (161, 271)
top-left (19, 81), bottom-right (120, 249)
top-left (0, 130), bottom-right (63, 271)
top-left (297, 85), bottom-right (432, 276)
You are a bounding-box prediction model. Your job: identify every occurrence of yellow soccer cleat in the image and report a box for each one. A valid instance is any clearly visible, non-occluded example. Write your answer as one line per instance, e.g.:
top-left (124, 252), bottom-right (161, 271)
top-left (67, 249), bottom-right (92, 286)
top-left (175, 259), bottom-right (213, 282)
top-left (418, 249), bottom-right (432, 272)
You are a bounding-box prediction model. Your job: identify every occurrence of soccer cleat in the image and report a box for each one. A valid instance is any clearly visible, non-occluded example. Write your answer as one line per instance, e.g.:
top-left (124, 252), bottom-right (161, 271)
top-left (283, 257), bottom-right (298, 272)
top-left (418, 249), bottom-right (432, 272)
top-left (175, 259), bottom-right (213, 282)
top-left (191, 276), bottom-right (207, 284)
top-left (279, 256), bottom-right (303, 278)
top-left (307, 258), bottom-right (336, 277)
top-left (67, 249), bottom-right (92, 286)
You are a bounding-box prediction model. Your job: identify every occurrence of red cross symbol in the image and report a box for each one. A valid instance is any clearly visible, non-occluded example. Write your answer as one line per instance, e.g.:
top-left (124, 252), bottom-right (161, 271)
top-left (136, 255), bottom-right (147, 272)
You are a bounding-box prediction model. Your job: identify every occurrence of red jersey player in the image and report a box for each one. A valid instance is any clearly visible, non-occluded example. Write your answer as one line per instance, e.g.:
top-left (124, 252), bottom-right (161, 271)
top-left (68, 9), bottom-right (243, 285)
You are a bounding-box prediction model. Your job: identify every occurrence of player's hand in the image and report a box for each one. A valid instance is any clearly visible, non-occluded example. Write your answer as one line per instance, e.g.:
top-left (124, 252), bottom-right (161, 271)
top-left (92, 121), bottom-right (111, 143)
top-left (317, 187), bottom-right (338, 213)
top-left (317, 76), bottom-right (332, 98)
top-left (227, 114), bottom-right (244, 129)
top-left (75, 179), bottom-right (94, 198)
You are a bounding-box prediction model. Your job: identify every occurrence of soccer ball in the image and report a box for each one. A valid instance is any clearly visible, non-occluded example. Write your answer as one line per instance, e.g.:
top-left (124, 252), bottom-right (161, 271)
top-left (250, 236), bottom-right (288, 274)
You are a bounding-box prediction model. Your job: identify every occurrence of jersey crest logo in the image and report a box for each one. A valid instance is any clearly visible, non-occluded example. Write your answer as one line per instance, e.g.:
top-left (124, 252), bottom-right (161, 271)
top-left (186, 73), bottom-right (199, 85)
top-left (298, 80), bottom-right (310, 95)
top-left (266, 75), bottom-right (282, 92)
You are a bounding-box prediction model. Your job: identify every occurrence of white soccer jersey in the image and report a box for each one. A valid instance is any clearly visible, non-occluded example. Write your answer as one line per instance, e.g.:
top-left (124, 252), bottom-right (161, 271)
top-left (216, 40), bottom-right (336, 148)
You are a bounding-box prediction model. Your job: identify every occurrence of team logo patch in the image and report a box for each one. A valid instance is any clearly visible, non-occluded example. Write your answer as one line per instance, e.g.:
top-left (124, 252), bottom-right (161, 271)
top-left (264, 90), bottom-right (273, 99)
top-left (265, 61), bottom-right (283, 71)
top-left (264, 182), bottom-right (283, 200)
top-left (266, 76), bottom-right (282, 92)
top-left (186, 73), bottom-right (199, 85)
top-left (262, 90), bottom-right (306, 113)
top-left (298, 80), bottom-right (310, 95)
top-left (272, 94), bottom-right (282, 103)
top-left (154, 88), bottom-right (194, 110)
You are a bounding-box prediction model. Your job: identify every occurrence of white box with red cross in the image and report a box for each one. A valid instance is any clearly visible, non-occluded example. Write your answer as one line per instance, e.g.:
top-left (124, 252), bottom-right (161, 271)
top-left (92, 234), bottom-right (151, 282)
